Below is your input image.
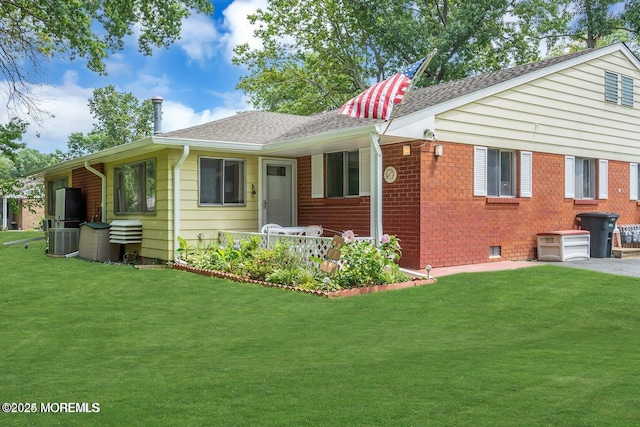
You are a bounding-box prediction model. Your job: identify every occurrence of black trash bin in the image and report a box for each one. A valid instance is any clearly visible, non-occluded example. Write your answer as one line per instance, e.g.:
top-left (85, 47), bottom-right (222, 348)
top-left (575, 212), bottom-right (619, 258)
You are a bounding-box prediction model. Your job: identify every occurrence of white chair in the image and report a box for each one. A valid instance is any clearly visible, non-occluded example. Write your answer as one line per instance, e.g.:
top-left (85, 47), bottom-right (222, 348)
top-left (298, 225), bottom-right (323, 236)
top-left (260, 223), bottom-right (282, 234)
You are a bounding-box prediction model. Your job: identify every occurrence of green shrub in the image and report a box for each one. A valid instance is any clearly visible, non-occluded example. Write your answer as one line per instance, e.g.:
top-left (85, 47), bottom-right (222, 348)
top-left (177, 232), bottom-right (410, 290)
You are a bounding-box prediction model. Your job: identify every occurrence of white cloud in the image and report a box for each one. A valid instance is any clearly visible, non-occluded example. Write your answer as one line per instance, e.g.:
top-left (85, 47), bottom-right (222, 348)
top-left (0, 71), bottom-right (94, 154)
top-left (221, 0), bottom-right (268, 59)
top-left (122, 73), bottom-right (172, 99)
top-left (161, 92), bottom-right (253, 132)
top-left (176, 13), bottom-right (221, 63)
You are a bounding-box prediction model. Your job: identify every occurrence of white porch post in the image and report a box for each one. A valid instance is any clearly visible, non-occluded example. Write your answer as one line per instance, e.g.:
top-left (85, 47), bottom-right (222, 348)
top-left (1, 197), bottom-right (6, 229)
top-left (369, 133), bottom-right (383, 244)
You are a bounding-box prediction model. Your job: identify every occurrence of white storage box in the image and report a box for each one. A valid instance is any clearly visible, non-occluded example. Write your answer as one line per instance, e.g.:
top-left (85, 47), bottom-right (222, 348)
top-left (537, 230), bottom-right (590, 261)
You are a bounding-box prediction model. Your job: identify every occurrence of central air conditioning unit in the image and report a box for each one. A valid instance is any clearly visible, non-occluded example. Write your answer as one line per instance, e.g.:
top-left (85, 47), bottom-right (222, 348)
top-left (48, 228), bottom-right (80, 256)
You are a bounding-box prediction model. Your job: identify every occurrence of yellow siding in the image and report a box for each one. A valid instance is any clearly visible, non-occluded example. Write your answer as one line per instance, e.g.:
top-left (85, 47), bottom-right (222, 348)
top-left (104, 151), bottom-right (172, 261)
top-left (436, 51), bottom-right (640, 161)
top-left (178, 150), bottom-right (260, 251)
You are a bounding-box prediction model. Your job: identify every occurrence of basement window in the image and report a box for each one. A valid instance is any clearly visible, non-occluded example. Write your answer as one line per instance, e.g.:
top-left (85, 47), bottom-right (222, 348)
top-left (489, 246), bottom-right (501, 258)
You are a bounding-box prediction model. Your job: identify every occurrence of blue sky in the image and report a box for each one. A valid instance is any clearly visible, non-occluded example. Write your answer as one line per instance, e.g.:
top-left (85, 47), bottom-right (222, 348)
top-left (0, 0), bottom-right (267, 154)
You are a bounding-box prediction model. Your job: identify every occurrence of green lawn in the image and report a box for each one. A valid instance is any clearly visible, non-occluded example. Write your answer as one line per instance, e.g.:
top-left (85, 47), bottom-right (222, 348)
top-left (1, 230), bottom-right (639, 426)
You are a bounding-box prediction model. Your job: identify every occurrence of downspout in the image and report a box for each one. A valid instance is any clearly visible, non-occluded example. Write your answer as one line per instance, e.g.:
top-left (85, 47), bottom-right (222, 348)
top-left (173, 145), bottom-right (189, 261)
top-left (84, 161), bottom-right (106, 222)
top-left (369, 133), bottom-right (383, 244)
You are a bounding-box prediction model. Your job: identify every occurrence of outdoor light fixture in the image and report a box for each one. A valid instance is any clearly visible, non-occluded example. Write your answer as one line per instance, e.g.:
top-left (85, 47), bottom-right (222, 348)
top-left (425, 264), bottom-right (432, 280)
top-left (402, 145), bottom-right (411, 156)
top-left (423, 128), bottom-right (438, 141)
top-left (434, 144), bottom-right (443, 159)
top-left (251, 184), bottom-right (257, 195)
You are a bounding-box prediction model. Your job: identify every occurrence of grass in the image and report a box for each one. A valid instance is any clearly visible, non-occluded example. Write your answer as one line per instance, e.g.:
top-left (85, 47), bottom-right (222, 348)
top-left (1, 230), bottom-right (640, 426)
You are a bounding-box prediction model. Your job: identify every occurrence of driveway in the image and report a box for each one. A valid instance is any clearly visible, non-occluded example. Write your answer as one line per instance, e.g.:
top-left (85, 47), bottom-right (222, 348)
top-left (540, 257), bottom-right (640, 278)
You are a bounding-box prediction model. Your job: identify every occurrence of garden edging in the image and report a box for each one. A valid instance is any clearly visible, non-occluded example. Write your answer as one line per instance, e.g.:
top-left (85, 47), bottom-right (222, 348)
top-left (170, 263), bottom-right (436, 298)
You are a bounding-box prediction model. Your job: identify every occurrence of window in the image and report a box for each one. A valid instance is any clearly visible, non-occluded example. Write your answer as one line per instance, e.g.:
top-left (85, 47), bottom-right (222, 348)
top-left (327, 151), bottom-right (359, 198)
top-left (46, 177), bottom-right (68, 216)
top-left (565, 156), bottom-right (607, 200)
top-left (474, 147), bottom-right (531, 198)
top-left (487, 149), bottom-right (516, 197)
top-left (605, 70), bottom-right (634, 107)
top-left (199, 157), bottom-right (245, 205)
top-left (114, 159), bottom-right (156, 214)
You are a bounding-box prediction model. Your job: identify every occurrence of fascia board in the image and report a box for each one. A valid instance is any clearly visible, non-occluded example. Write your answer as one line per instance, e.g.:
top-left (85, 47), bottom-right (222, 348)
top-left (386, 43), bottom-right (634, 136)
top-left (37, 138), bottom-right (156, 176)
top-left (263, 124), bottom-right (378, 154)
top-left (152, 137), bottom-right (263, 153)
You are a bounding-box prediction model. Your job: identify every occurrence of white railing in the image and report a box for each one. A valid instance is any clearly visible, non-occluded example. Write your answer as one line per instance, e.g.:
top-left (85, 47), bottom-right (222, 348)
top-left (220, 231), bottom-right (376, 266)
top-left (220, 231), bottom-right (334, 266)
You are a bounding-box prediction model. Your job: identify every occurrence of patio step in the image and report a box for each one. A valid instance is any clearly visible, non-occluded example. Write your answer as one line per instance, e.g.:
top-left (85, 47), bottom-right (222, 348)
top-left (612, 247), bottom-right (640, 258)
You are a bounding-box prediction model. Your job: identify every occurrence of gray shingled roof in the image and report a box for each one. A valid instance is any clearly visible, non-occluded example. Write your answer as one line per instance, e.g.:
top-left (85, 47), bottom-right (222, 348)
top-left (158, 110), bottom-right (312, 144)
top-left (158, 46), bottom-right (604, 144)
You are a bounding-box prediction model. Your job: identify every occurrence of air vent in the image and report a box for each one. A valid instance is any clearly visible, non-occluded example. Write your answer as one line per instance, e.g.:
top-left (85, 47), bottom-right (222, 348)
top-left (109, 220), bottom-right (142, 244)
top-left (48, 228), bottom-right (80, 255)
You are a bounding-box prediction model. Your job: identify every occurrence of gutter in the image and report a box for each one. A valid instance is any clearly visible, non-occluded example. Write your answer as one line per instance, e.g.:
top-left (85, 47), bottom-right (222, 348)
top-left (84, 161), bottom-right (106, 222)
top-left (173, 145), bottom-right (190, 261)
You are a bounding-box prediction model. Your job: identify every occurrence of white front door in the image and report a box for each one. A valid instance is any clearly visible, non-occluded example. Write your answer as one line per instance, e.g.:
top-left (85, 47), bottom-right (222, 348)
top-left (261, 159), bottom-right (296, 227)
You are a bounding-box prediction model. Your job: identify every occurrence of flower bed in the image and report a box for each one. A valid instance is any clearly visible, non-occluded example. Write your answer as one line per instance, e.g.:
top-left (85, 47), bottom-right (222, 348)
top-left (174, 231), bottom-right (431, 296)
top-left (171, 262), bottom-right (436, 298)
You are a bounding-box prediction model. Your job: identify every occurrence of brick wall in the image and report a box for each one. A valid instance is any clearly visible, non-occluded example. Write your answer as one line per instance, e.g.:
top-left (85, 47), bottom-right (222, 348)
top-left (297, 156), bottom-right (370, 237)
top-left (381, 143), bottom-right (422, 268)
top-left (296, 142), bottom-right (640, 269)
top-left (72, 164), bottom-right (105, 223)
top-left (417, 141), bottom-right (640, 268)
top-left (17, 200), bottom-right (44, 230)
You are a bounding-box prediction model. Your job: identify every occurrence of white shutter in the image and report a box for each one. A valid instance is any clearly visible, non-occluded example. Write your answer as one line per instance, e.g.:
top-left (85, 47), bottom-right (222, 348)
top-left (359, 147), bottom-right (371, 196)
top-left (598, 159), bottom-right (608, 199)
top-left (564, 156), bottom-right (575, 199)
top-left (630, 163), bottom-right (638, 201)
top-left (311, 154), bottom-right (323, 199)
top-left (473, 146), bottom-right (487, 196)
top-left (520, 151), bottom-right (532, 198)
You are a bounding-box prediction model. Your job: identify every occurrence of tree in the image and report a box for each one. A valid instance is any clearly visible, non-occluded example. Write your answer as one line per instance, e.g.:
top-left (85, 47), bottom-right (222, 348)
top-left (0, 0), bottom-right (213, 114)
top-left (0, 118), bottom-right (27, 157)
top-left (60, 86), bottom-right (154, 159)
top-left (233, 0), bottom-right (546, 115)
top-left (534, 0), bottom-right (640, 52)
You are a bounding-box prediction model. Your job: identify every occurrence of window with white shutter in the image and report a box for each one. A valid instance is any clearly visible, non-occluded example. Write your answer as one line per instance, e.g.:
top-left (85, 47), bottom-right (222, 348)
top-left (311, 154), bottom-right (323, 198)
top-left (473, 147), bottom-right (488, 196)
top-left (520, 151), bottom-right (532, 198)
top-left (565, 156), bottom-right (575, 199)
top-left (598, 159), bottom-right (608, 199)
top-left (631, 163), bottom-right (638, 201)
top-left (359, 148), bottom-right (371, 196)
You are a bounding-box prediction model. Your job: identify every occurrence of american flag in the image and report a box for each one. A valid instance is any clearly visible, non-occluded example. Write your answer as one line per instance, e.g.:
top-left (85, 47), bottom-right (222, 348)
top-left (338, 57), bottom-right (427, 121)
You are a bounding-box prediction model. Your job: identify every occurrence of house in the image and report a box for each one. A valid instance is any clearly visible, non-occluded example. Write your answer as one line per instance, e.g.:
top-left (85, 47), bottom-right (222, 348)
top-left (1, 178), bottom-right (44, 230)
top-left (40, 43), bottom-right (640, 268)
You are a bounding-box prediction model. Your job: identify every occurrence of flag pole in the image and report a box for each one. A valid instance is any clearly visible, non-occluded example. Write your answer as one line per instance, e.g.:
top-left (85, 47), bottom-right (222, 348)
top-left (381, 49), bottom-right (436, 136)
